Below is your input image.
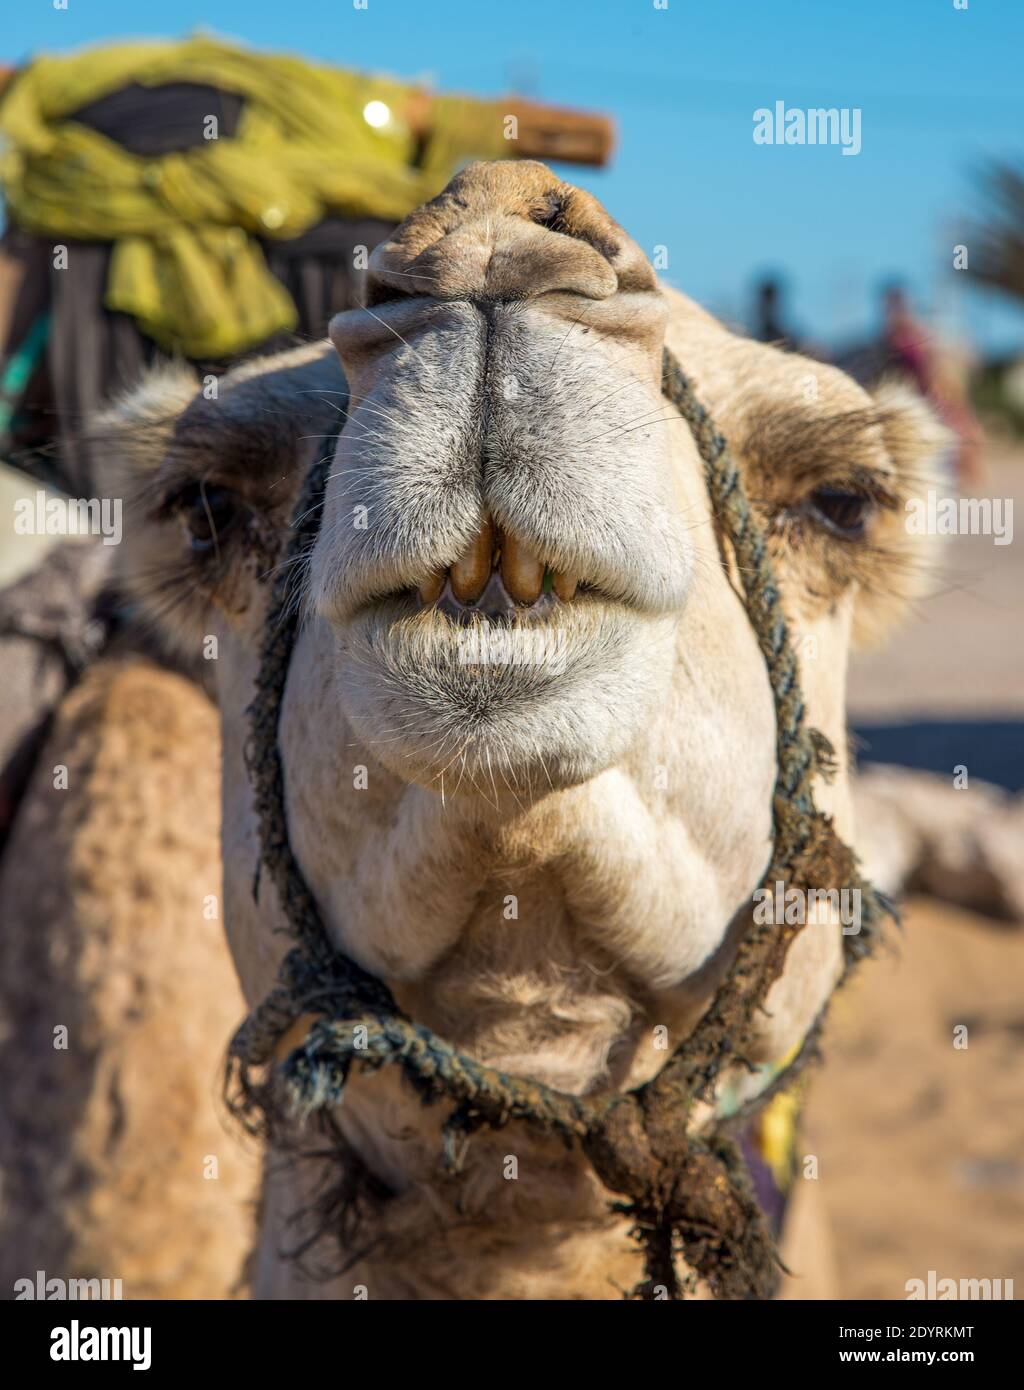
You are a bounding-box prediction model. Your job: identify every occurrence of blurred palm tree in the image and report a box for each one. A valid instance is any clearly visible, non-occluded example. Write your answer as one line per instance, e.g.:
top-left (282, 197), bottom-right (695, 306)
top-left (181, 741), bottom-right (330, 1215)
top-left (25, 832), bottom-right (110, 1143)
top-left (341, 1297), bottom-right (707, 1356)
top-left (972, 161), bottom-right (1024, 303)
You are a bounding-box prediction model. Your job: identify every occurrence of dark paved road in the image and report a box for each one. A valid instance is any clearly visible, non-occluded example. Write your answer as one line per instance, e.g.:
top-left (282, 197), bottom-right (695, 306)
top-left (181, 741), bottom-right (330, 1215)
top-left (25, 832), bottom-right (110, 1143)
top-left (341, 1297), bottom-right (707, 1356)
top-left (854, 718), bottom-right (1024, 793)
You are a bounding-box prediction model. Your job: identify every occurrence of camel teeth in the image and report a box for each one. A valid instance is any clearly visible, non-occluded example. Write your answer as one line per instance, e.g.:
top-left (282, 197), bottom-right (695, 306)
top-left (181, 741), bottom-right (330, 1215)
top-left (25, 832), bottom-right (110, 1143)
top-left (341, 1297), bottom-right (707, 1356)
top-left (500, 531), bottom-right (545, 604)
top-left (450, 516), bottom-right (495, 603)
top-left (418, 572), bottom-right (445, 605)
top-left (551, 570), bottom-right (578, 602)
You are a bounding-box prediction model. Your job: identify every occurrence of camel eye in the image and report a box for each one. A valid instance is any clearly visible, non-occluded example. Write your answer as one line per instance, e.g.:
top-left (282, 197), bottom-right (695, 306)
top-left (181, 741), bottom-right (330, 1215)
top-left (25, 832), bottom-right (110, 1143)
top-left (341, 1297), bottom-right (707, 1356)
top-left (808, 486), bottom-right (871, 539)
top-left (176, 482), bottom-right (241, 552)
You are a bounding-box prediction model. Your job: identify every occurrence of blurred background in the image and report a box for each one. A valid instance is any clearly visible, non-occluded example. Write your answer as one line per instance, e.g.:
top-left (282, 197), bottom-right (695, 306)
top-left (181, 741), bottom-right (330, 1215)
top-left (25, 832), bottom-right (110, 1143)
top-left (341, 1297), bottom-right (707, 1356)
top-left (0, 0), bottom-right (1021, 1300)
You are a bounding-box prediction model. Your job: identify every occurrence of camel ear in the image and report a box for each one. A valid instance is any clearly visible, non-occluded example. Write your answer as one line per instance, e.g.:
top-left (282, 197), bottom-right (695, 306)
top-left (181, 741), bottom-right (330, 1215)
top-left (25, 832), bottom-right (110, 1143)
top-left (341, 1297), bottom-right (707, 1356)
top-left (94, 344), bottom-right (345, 661)
top-left (89, 364), bottom-right (206, 662)
top-left (93, 363), bottom-right (201, 501)
top-left (873, 378), bottom-right (952, 486)
top-left (851, 381), bottom-right (951, 648)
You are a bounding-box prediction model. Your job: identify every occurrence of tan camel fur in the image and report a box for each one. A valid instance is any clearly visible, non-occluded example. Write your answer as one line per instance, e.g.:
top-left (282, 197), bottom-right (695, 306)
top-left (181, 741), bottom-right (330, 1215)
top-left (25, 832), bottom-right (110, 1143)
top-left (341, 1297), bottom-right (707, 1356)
top-left (0, 659), bottom-right (259, 1298)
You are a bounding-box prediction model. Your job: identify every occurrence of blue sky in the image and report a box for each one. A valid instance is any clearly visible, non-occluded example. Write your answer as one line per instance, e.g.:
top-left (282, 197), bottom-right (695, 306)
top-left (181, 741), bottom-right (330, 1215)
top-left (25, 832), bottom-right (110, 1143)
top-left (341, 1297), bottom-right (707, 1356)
top-left (5, 0), bottom-right (1024, 352)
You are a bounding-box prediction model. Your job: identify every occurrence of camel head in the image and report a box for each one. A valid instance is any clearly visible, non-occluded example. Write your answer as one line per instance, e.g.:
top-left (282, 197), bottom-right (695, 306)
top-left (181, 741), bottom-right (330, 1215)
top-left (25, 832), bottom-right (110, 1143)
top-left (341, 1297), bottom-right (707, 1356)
top-left (104, 160), bottom-right (944, 1104)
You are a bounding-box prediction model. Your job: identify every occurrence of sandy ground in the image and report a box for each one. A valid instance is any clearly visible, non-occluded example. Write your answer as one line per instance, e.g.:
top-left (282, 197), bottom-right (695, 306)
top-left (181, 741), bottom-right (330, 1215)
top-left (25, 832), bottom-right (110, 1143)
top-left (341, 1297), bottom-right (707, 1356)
top-left (803, 897), bottom-right (1024, 1299)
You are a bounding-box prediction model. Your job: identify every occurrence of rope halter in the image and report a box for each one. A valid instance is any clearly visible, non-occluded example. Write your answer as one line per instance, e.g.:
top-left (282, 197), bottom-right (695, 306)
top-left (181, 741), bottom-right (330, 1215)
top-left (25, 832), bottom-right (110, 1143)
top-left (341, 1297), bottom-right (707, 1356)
top-left (227, 343), bottom-right (891, 1300)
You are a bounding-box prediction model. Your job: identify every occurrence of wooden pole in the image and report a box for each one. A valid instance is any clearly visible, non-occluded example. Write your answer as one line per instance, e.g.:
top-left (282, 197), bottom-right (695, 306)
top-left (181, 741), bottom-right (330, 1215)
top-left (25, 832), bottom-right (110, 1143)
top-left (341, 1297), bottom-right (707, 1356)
top-left (503, 97), bottom-right (615, 167)
top-left (405, 90), bottom-right (615, 167)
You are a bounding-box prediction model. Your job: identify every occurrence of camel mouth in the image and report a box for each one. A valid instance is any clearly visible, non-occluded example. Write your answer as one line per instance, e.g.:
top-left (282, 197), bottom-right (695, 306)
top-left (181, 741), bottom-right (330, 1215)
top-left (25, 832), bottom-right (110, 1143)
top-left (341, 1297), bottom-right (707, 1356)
top-left (380, 514), bottom-right (591, 623)
top-left (354, 577), bottom-right (607, 631)
top-left (418, 571), bottom-right (579, 624)
top-left (348, 514), bottom-right (614, 625)
top-left (416, 515), bottom-right (580, 611)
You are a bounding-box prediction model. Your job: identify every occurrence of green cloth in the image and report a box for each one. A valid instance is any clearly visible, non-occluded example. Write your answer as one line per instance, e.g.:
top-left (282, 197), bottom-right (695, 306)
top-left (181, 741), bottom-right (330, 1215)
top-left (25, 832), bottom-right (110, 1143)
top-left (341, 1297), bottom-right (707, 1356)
top-left (0, 36), bottom-right (507, 357)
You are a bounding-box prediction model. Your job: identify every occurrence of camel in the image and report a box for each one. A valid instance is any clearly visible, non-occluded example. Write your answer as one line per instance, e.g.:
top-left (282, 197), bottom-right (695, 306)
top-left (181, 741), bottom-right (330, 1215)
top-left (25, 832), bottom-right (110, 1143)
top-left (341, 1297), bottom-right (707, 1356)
top-left (0, 653), bottom-right (260, 1298)
top-left (5, 159), bottom-right (945, 1300)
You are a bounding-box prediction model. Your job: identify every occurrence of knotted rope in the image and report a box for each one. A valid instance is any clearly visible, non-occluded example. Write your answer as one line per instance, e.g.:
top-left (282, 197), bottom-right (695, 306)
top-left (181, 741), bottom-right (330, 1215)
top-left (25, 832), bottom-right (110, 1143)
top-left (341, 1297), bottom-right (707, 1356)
top-left (226, 345), bottom-right (892, 1299)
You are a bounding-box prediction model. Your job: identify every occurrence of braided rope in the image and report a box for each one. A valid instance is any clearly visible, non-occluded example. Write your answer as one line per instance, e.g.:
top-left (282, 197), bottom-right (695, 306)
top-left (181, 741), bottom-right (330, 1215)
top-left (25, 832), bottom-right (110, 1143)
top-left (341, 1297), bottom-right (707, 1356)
top-left (226, 346), bottom-right (891, 1298)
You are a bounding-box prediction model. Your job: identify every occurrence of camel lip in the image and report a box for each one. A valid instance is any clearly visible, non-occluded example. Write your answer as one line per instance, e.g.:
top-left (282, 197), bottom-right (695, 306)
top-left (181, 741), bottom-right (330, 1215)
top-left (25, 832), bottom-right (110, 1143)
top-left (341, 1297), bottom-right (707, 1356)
top-left (314, 533), bottom-right (687, 627)
top-left (342, 589), bottom-right (624, 690)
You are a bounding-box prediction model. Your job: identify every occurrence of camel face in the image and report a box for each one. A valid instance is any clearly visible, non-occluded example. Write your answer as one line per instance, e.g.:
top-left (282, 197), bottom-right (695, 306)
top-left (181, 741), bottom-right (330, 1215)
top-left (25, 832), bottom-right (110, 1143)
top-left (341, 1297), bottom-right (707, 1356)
top-left (105, 161), bottom-right (944, 1085)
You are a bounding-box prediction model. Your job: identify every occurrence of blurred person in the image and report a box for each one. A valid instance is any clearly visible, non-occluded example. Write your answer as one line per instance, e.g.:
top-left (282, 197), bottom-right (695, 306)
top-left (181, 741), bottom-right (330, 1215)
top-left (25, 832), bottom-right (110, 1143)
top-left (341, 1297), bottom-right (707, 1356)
top-left (751, 275), bottom-right (829, 361)
top-left (753, 275), bottom-right (795, 348)
top-left (881, 283), bottom-right (984, 486)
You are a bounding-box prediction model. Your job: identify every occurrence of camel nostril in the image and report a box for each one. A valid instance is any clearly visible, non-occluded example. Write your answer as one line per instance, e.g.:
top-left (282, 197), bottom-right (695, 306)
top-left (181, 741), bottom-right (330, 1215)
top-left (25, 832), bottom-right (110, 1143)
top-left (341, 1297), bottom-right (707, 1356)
top-left (364, 281), bottom-right (423, 310)
top-left (530, 189), bottom-right (567, 232)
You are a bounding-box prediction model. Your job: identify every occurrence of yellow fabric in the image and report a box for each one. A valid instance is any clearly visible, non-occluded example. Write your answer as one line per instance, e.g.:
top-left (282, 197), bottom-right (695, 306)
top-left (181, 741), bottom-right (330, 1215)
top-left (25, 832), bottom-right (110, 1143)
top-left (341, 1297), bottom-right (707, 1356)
top-left (755, 1087), bottom-right (802, 1192)
top-left (714, 1038), bottom-right (805, 1192)
top-left (0, 36), bottom-right (508, 357)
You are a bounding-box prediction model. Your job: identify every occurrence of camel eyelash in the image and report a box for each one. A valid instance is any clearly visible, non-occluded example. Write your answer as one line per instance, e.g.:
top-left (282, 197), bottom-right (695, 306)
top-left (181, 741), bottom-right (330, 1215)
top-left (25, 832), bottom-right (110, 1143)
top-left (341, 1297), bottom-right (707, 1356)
top-left (815, 468), bottom-right (899, 509)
